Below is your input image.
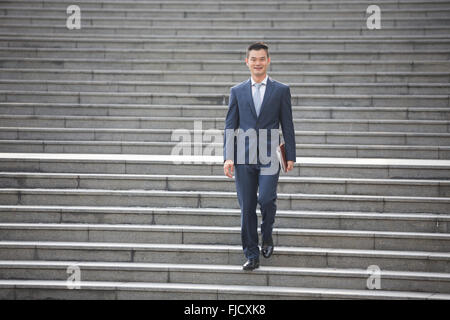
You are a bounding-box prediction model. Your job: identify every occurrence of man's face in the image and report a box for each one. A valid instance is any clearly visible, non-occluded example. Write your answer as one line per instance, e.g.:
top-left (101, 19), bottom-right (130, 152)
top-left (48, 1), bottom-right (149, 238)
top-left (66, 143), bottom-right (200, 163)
top-left (246, 49), bottom-right (270, 79)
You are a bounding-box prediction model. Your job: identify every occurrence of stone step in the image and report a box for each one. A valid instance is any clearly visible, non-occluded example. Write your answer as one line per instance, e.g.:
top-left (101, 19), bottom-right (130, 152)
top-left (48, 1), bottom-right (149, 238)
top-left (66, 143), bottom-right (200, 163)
top-left (3, 127), bottom-right (450, 145)
top-left (2, 36), bottom-right (449, 50)
top-left (2, 7), bottom-right (449, 18)
top-left (2, 24), bottom-right (450, 37)
top-left (3, 0), bottom-right (450, 10)
top-left (1, 103), bottom-right (450, 120)
top-left (2, 15), bottom-right (450, 28)
top-left (2, 140), bottom-right (450, 159)
top-left (1, 188), bottom-right (449, 213)
top-left (2, 48), bottom-right (450, 61)
top-left (1, 222), bottom-right (449, 252)
top-left (2, 13), bottom-right (450, 27)
top-left (1, 153), bottom-right (448, 179)
top-left (1, 241), bottom-right (449, 272)
top-left (2, 172), bottom-right (449, 197)
top-left (1, 115), bottom-right (449, 133)
top-left (1, 57), bottom-right (449, 72)
top-left (3, 46), bottom-right (450, 61)
top-left (1, 79), bottom-right (449, 95)
top-left (2, 279), bottom-right (449, 300)
top-left (2, 91), bottom-right (448, 107)
top-left (2, 68), bottom-right (449, 83)
top-left (1, 205), bottom-right (448, 233)
top-left (1, 261), bottom-right (450, 294)
top-left (7, 32), bottom-right (450, 41)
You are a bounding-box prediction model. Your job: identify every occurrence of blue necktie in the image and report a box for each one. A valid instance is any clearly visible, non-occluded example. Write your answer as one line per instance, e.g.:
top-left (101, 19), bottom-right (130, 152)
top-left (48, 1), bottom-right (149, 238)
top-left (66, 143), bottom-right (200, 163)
top-left (253, 82), bottom-right (263, 117)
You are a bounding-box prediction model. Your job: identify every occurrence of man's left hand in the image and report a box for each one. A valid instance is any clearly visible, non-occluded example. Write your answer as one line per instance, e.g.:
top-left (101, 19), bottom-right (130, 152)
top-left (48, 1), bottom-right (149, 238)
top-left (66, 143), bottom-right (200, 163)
top-left (286, 161), bottom-right (294, 172)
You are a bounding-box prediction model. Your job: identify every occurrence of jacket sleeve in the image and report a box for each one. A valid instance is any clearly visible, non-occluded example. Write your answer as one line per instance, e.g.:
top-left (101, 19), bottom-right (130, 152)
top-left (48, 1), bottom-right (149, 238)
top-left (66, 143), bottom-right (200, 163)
top-left (279, 86), bottom-right (296, 162)
top-left (223, 87), bottom-right (239, 163)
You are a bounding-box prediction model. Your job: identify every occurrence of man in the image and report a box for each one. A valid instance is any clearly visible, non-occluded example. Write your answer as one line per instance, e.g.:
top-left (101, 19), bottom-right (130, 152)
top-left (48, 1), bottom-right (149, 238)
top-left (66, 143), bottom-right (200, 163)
top-left (223, 42), bottom-right (296, 271)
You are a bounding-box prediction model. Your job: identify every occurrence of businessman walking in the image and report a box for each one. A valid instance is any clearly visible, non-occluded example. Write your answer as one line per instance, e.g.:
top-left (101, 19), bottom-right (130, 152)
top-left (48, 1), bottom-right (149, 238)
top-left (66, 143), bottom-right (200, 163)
top-left (223, 42), bottom-right (296, 270)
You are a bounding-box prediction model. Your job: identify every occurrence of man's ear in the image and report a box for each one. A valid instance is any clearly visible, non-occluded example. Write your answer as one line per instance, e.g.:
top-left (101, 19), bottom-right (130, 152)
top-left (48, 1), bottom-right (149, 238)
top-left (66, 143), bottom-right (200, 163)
top-left (245, 58), bottom-right (249, 66)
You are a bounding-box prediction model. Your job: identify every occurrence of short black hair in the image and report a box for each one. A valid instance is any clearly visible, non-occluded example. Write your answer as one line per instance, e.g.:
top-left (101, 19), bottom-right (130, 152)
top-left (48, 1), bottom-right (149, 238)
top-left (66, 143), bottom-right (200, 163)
top-left (247, 42), bottom-right (269, 58)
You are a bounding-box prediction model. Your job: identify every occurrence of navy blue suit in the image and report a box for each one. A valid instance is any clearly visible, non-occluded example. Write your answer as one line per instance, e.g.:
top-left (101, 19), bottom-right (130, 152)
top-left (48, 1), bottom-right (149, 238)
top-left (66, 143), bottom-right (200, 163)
top-left (223, 76), bottom-right (296, 260)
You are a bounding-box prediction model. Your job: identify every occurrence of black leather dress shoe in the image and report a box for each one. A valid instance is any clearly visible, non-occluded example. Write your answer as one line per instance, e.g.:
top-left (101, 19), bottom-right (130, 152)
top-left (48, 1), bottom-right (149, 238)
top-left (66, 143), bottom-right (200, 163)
top-left (262, 244), bottom-right (274, 258)
top-left (242, 258), bottom-right (260, 271)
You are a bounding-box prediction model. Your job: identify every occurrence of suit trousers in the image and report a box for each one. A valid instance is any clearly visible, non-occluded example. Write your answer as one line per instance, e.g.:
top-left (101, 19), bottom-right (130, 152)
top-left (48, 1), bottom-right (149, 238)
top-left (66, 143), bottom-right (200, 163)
top-left (234, 162), bottom-right (280, 260)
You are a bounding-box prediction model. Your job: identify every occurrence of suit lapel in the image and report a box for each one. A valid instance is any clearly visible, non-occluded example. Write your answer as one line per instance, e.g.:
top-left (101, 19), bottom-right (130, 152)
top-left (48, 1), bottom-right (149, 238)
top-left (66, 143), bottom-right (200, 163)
top-left (245, 78), bottom-right (258, 119)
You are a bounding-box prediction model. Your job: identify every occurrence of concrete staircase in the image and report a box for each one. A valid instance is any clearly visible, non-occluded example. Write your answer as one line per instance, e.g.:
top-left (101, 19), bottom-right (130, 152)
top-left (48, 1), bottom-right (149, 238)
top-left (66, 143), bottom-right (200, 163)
top-left (0, 0), bottom-right (449, 299)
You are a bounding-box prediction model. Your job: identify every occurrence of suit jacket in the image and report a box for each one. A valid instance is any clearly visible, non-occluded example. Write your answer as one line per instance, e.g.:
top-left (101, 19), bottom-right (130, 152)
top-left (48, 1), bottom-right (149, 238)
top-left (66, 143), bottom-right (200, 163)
top-left (223, 76), bottom-right (296, 165)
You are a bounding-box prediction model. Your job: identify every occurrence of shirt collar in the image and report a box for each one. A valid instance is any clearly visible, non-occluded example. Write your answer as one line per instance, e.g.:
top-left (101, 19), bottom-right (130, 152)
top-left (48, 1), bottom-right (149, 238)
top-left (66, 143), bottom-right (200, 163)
top-left (251, 74), bottom-right (269, 86)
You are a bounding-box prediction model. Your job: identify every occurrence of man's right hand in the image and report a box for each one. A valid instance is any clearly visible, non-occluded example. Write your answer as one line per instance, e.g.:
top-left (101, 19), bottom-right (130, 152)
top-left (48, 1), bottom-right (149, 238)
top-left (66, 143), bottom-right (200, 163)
top-left (224, 160), bottom-right (234, 178)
